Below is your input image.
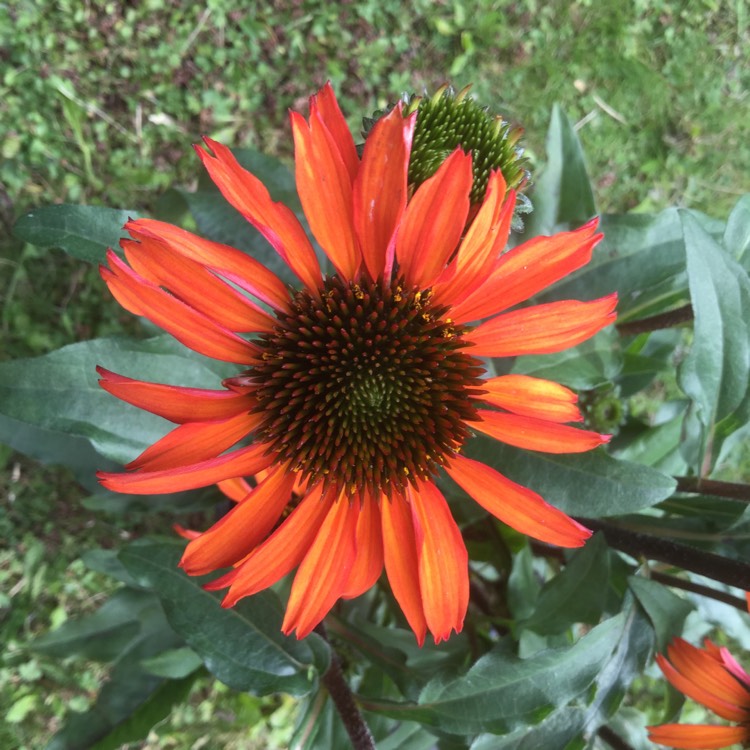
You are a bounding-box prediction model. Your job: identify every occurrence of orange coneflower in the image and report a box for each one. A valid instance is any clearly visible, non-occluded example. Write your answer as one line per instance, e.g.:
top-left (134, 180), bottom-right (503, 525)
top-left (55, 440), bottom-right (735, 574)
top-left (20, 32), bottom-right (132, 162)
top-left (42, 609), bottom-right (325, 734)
top-left (97, 84), bottom-right (616, 644)
top-left (649, 637), bottom-right (750, 749)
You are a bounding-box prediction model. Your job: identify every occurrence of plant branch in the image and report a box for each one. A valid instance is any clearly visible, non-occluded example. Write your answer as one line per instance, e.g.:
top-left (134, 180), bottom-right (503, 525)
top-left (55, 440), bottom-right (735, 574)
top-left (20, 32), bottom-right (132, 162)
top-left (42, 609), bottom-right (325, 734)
top-left (316, 622), bottom-right (375, 750)
top-left (649, 570), bottom-right (748, 611)
top-left (598, 725), bottom-right (636, 750)
top-left (675, 476), bottom-right (750, 503)
top-left (616, 304), bottom-right (693, 336)
top-left (578, 517), bottom-right (750, 590)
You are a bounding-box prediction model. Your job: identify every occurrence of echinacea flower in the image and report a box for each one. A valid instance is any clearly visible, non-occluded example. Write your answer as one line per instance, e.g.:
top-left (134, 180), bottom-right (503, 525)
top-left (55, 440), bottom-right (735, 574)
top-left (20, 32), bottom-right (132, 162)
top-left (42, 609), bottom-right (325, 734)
top-left (648, 637), bottom-right (750, 749)
top-left (97, 84), bottom-right (616, 644)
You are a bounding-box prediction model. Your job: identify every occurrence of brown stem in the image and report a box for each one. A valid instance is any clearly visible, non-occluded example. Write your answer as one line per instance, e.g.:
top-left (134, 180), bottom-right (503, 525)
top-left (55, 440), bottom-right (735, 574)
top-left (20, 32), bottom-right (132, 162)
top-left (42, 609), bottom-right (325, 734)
top-left (650, 571), bottom-right (748, 611)
top-left (598, 725), bottom-right (636, 750)
top-left (578, 517), bottom-right (750, 590)
top-left (316, 623), bottom-right (375, 750)
top-left (616, 304), bottom-right (693, 336)
top-left (675, 476), bottom-right (750, 503)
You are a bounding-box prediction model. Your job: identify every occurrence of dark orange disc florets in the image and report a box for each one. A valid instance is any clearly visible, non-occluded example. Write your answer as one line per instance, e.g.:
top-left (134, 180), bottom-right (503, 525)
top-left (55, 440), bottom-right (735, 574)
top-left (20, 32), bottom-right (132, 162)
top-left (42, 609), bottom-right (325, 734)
top-left (248, 275), bottom-right (486, 501)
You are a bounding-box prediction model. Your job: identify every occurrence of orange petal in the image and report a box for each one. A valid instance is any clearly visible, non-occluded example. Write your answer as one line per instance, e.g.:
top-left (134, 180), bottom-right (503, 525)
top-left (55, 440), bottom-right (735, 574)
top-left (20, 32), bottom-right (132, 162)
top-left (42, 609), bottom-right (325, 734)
top-left (451, 218), bottom-right (601, 323)
top-left (648, 723), bottom-right (750, 749)
top-left (470, 410), bottom-right (610, 453)
top-left (341, 496), bottom-right (384, 599)
top-left (97, 367), bottom-right (256, 424)
top-left (126, 411), bottom-right (260, 472)
top-left (477, 374), bottom-right (583, 423)
top-left (217, 477), bottom-right (253, 502)
top-left (283, 494), bottom-right (359, 638)
top-left (121, 235), bottom-right (274, 333)
top-left (467, 294), bottom-right (618, 357)
top-left (666, 640), bottom-right (750, 709)
top-left (126, 218), bottom-right (290, 310)
top-left (396, 149), bottom-right (473, 289)
top-left (381, 493), bottom-right (427, 645)
top-left (291, 109), bottom-right (359, 279)
top-left (180, 465), bottom-right (296, 575)
top-left (432, 175), bottom-right (514, 307)
top-left (353, 105), bottom-right (415, 280)
top-left (656, 653), bottom-right (748, 722)
top-left (409, 480), bottom-right (468, 643)
top-left (97, 442), bottom-right (273, 495)
top-left (101, 251), bottom-right (260, 365)
top-left (195, 137), bottom-right (321, 291)
top-left (212, 485), bottom-right (330, 603)
top-left (312, 82), bottom-right (359, 182)
top-left (446, 454), bottom-right (591, 547)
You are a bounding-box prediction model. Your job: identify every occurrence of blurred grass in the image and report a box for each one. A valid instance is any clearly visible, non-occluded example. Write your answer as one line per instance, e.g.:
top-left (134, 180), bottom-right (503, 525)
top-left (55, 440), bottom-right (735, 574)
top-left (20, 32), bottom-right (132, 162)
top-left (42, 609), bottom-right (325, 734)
top-left (1, 0), bottom-right (748, 747)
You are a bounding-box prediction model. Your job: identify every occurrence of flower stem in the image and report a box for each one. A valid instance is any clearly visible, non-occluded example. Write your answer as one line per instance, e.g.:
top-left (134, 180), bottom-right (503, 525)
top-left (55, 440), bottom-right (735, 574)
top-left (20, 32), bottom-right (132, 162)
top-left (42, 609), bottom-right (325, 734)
top-left (649, 570), bottom-right (748, 611)
top-left (615, 304), bottom-right (693, 336)
top-left (578, 517), bottom-right (750, 590)
top-left (598, 725), bottom-right (636, 750)
top-left (316, 622), bottom-right (375, 750)
top-left (675, 475), bottom-right (750, 503)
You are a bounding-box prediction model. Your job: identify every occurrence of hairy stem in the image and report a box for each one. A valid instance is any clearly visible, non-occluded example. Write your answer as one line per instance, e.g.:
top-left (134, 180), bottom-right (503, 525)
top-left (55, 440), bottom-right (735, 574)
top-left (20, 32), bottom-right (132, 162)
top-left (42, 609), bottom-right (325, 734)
top-left (316, 622), bottom-right (375, 750)
top-left (578, 517), bottom-right (750, 590)
top-left (675, 476), bottom-right (750, 503)
top-left (598, 725), bottom-right (636, 750)
top-left (616, 304), bottom-right (693, 336)
top-left (649, 570), bottom-right (748, 611)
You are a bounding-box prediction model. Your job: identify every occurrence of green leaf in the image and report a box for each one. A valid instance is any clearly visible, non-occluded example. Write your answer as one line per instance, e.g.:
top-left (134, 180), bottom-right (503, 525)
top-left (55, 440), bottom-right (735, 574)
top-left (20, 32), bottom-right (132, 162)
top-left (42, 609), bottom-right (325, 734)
top-left (461, 435), bottom-right (676, 518)
top-left (521, 534), bottom-right (611, 635)
top-left (507, 546), bottom-right (542, 621)
top-left (0, 334), bottom-right (232, 464)
top-left (525, 105), bottom-right (596, 236)
top-left (510, 328), bottom-right (622, 389)
top-left (628, 576), bottom-right (693, 651)
top-left (119, 541), bottom-right (329, 696)
top-left (13, 205), bottom-right (138, 263)
top-left (291, 691), bottom-right (350, 750)
top-left (677, 211), bottom-right (750, 461)
top-left (369, 615), bottom-right (625, 734)
top-left (139, 647), bottom-right (203, 679)
top-left (724, 194), bottom-right (750, 266)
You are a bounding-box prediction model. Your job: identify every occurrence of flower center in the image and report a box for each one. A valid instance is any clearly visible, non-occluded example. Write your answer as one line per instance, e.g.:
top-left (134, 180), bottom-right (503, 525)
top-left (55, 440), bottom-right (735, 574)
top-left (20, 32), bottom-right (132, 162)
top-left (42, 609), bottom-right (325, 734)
top-left (249, 275), bottom-right (486, 500)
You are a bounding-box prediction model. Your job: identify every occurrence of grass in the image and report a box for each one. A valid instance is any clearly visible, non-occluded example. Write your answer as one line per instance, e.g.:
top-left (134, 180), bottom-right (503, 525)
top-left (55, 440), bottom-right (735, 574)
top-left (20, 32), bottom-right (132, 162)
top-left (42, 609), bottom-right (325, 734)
top-left (1, 0), bottom-right (748, 747)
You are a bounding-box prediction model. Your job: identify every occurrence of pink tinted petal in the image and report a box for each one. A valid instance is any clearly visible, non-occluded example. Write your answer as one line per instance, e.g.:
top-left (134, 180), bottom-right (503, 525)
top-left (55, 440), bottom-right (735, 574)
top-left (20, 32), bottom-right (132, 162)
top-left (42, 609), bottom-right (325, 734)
top-left (409, 481), bottom-right (468, 643)
top-left (354, 105), bottom-right (415, 280)
top-left (446, 454), bottom-right (591, 547)
top-left (312, 82), bottom-right (359, 181)
top-left (396, 149), bottom-right (473, 288)
top-left (196, 138), bottom-right (321, 291)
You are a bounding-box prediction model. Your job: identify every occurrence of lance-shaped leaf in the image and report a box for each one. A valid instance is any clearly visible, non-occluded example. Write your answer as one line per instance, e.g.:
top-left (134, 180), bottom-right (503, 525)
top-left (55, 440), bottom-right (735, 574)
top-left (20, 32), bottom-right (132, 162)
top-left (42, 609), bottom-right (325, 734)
top-left (13, 205), bottom-right (138, 263)
top-left (628, 576), bottom-right (693, 652)
top-left (678, 211), bottom-right (750, 463)
top-left (724, 193), bottom-right (750, 268)
top-left (119, 541), bottom-right (329, 696)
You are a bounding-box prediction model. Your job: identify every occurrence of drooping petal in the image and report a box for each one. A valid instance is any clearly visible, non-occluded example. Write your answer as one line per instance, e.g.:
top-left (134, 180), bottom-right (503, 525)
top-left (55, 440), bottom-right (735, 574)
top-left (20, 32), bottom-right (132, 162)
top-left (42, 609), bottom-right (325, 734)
top-left (432, 175), bottom-right (515, 307)
top-left (96, 367), bottom-right (256, 424)
top-left (341, 496), bottom-right (384, 599)
top-left (126, 218), bottom-right (290, 310)
top-left (467, 294), bottom-right (618, 357)
top-left (312, 82), bottom-right (359, 182)
top-left (353, 105), bottom-right (415, 280)
top-left (283, 495), bottom-right (359, 638)
top-left (211, 485), bottom-right (330, 604)
top-left (477, 374), bottom-right (583, 423)
top-left (655, 653), bottom-right (748, 722)
top-left (291, 109), bottom-right (359, 279)
top-left (217, 477), bottom-right (253, 502)
top-left (469, 410), bottom-right (610, 453)
top-left (396, 149), bottom-right (473, 289)
top-left (451, 218), bottom-right (602, 323)
top-left (647, 724), bottom-right (750, 750)
top-left (381, 493), bottom-right (427, 645)
top-left (126, 411), bottom-right (260, 472)
top-left (121, 235), bottom-right (275, 332)
top-left (97, 443), bottom-right (273, 495)
top-left (101, 250), bottom-right (260, 365)
top-left (180, 465), bottom-right (296, 575)
top-left (408, 480), bottom-right (469, 643)
top-left (195, 137), bottom-right (321, 291)
top-left (446, 454), bottom-right (591, 547)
